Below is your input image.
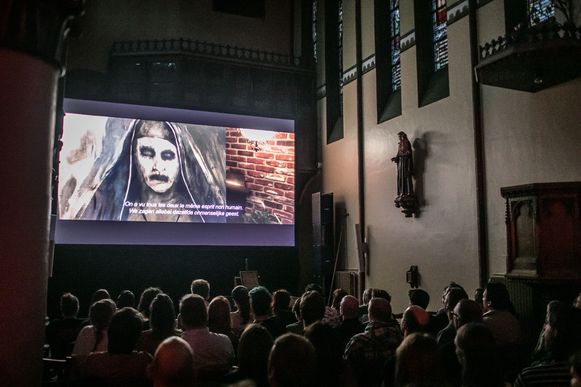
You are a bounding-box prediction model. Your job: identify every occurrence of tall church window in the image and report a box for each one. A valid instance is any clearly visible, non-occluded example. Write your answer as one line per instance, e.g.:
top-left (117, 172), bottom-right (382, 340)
top-left (390, 0), bottom-right (401, 91)
top-left (432, 0), bottom-right (448, 71)
top-left (528, 0), bottom-right (554, 26)
top-left (325, 0), bottom-right (344, 142)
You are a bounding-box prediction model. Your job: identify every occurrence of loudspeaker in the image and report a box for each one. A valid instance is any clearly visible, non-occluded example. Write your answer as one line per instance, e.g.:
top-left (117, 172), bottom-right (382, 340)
top-left (312, 192), bottom-right (334, 293)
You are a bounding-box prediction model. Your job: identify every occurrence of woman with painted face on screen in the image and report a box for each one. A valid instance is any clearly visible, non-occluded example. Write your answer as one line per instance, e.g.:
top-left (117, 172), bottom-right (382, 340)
top-left (73, 119), bottom-right (226, 223)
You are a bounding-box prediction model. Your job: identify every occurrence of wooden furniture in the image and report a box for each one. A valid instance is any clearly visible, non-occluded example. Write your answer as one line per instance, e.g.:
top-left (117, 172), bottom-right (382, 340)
top-left (501, 182), bottom-right (581, 280)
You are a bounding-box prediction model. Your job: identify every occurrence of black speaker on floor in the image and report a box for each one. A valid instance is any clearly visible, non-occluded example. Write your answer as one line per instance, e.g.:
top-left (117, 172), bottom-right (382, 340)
top-left (312, 192), bottom-right (334, 295)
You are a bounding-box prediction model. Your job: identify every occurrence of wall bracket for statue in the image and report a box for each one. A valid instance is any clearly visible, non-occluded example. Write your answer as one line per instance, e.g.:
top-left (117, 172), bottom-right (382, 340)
top-left (391, 131), bottom-right (418, 217)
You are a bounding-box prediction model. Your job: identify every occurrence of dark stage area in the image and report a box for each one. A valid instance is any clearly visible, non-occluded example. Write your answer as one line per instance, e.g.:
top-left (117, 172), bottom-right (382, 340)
top-left (47, 245), bottom-right (298, 318)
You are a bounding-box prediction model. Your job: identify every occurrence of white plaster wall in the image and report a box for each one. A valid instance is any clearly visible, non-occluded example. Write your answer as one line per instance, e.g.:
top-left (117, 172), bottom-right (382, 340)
top-left (322, 81), bottom-right (361, 273)
top-left (68, 0), bottom-right (292, 72)
top-left (483, 79), bottom-right (581, 275)
top-left (477, 0), bottom-right (581, 276)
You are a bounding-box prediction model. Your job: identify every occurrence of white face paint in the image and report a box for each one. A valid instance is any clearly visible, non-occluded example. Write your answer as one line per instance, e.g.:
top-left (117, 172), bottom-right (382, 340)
top-left (134, 136), bottom-right (179, 193)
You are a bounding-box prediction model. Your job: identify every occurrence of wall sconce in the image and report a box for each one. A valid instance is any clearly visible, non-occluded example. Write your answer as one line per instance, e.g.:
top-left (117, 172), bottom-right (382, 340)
top-left (240, 129), bottom-right (275, 152)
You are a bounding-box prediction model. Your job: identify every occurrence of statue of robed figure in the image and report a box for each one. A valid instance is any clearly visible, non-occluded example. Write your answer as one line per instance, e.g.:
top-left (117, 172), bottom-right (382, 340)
top-left (391, 131), bottom-right (418, 217)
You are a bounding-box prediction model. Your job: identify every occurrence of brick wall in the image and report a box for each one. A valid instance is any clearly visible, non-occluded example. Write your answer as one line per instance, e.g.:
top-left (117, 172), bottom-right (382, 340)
top-left (226, 128), bottom-right (295, 224)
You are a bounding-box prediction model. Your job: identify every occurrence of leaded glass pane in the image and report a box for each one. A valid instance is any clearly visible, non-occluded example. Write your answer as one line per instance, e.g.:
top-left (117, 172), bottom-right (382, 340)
top-left (432, 0), bottom-right (448, 71)
top-left (389, 0), bottom-right (401, 91)
top-left (529, 0), bottom-right (554, 26)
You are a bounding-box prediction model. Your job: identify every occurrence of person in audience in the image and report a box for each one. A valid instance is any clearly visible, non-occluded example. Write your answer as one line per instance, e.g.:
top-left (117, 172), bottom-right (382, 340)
top-left (395, 333), bottom-right (446, 387)
top-left (360, 288), bottom-right (392, 325)
top-left (327, 288), bottom-right (348, 327)
top-left (137, 286), bottom-right (163, 329)
top-left (268, 333), bottom-right (316, 387)
top-left (331, 288), bottom-right (348, 312)
top-left (191, 279), bottom-right (210, 303)
top-left (305, 321), bottom-right (345, 387)
top-left (532, 300), bottom-right (564, 364)
top-left (147, 337), bottom-right (195, 387)
top-left (455, 322), bottom-right (505, 387)
top-left (514, 305), bottom-right (581, 387)
top-left (440, 299), bottom-right (483, 387)
top-left (90, 288), bottom-right (111, 306)
top-left (137, 293), bottom-right (181, 356)
top-left (432, 282), bottom-right (467, 334)
top-left (571, 350), bottom-right (581, 387)
top-left (335, 295), bottom-right (364, 351)
top-left (117, 289), bottom-right (136, 308)
top-left (358, 287), bottom-right (374, 320)
top-left (209, 295), bottom-right (238, 349)
top-left (436, 286), bottom-right (468, 344)
top-left (344, 297), bottom-right (403, 387)
top-left (249, 286), bottom-right (287, 338)
top-left (224, 324), bottom-right (274, 387)
top-left (400, 305), bottom-right (430, 336)
top-left (285, 298), bottom-right (304, 335)
top-left (272, 289), bottom-right (296, 327)
top-left (474, 288), bottom-right (484, 309)
top-left (46, 292), bottom-right (85, 359)
top-left (180, 294), bottom-right (234, 373)
top-left (300, 290), bottom-right (326, 329)
top-left (72, 298), bottom-right (116, 355)
top-left (304, 283), bottom-right (339, 327)
top-left (408, 288), bottom-right (430, 310)
top-left (82, 307), bottom-right (152, 386)
top-left (482, 282), bottom-right (522, 381)
top-left (231, 285), bottom-right (254, 337)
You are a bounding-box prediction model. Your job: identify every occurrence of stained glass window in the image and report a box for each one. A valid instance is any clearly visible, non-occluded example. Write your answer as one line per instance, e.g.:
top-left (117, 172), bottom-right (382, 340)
top-left (529, 0), bottom-right (554, 26)
top-left (338, 0), bottom-right (344, 110)
top-left (390, 0), bottom-right (401, 91)
top-left (313, 0), bottom-right (318, 63)
top-left (432, 0), bottom-right (448, 71)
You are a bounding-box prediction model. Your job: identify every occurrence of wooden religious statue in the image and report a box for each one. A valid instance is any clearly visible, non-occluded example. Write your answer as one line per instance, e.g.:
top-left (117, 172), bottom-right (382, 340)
top-left (391, 131), bottom-right (418, 217)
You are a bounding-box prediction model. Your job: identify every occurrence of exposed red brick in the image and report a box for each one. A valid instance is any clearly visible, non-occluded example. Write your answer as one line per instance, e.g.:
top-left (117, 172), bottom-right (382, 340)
top-left (274, 182), bottom-right (293, 191)
top-left (248, 171), bottom-right (266, 178)
top-left (289, 133), bottom-right (295, 139)
top-left (238, 150), bottom-right (254, 157)
top-left (238, 162), bottom-right (256, 170)
top-left (286, 163), bottom-right (295, 169)
top-left (282, 218), bottom-right (293, 224)
top-left (231, 143), bottom-right (248, 150)
top-left (273, 209), bottom-right (293, 219)
top-left (254, 179), bottom-right (274, 187)
top-left (276, 140), bottom-right (294, 147)
top-left (229, 155), bottom-right (246, 162)
top-left (265, 160), bottom-right (286, 168)
top-left (285, 191), bottom-right (295, 199)
top-left (228, 130), bottom-right (242, 137)
top-left (246, 183), bottom-right (265, 191)
top-left (263, 200), bottom-right (283, 210)
top-left (226, 161), bottom-right (237, 167)
top-left (229, 168), bottom-right (244, 175)
top-left (274, 132), bottom-right (290, 139)
top-left (264, 174), bottom-right (286, 182)
top-left (226, 149), bottom-right (237, 155)
top-left (247, 157), bottom-right (265, 165)
top-left (264, 188), bottom-right (286, 196)
top-left (256, 165), bottom-right (276, 173)
top-left (286, 177), bottom-right (295, 185)
top-left (275, 154), bottom-right (294, 162)
top-left (255, 152), bottom-right (274, 159)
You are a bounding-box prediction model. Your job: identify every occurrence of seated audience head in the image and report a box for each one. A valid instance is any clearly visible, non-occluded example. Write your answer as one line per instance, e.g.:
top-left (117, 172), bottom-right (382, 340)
top-left (452, 299), bottom-right (482, 329)
top-left (574, 292), bottom-right (581, 309)
top-left (300, 290), bottom-right (325, 327)
top-left (371, 288), bottom-right (392, 302)
top-left (138, 287), bottom-right (163, 319)
top-left (571, 350), bottom-right (581, 387)
top-left (249, 286), bottom-right (273, 318)
top-left (543, 302), bottom-right (581, 361)
top-left (232, 285), bottom-right (252, 323)
top-left (268, 333), bottom-right (316, 387)
top-left (408, 288), bottom-right (430, 310)
top-left (304, 321), bottom-right (343, 386)
top-left (148, 337), bottom-right (195, 387)
top-left (368, 297), bottom-right (392, 323)
top-left (238, 324), bottom-right (274, 383)
top-left (292, 298), bottom-right (302, 322)
top-left (340, 295), bottom-right (359, 321)
top-left (190, 279), bottom-right (210, 301)
top-left (90, 288), bottom-right (111, 305)
top-left (474, 288), bottom-right (485, 308)
top-left (150, 293), bottom-right (177, 335)
top-left (208, 295), bottom-right (232, 334)
top-left (445, 286), bottom-right (469, 315)
top-left (483, 282), bottom-right (512, 312)
top-left (90, 299), bottom-right (117, 331)
top-left (117, 290), bottom-right (136, 309)
top-left (362, 288), bottom-right (373, 305)
top-left (108, 307), bottom-right (143, 354)
top-left (331, 288), bottom-right (348, 311)
top-left (395, 333), bottom-right (445, 387)
top-left (60, 292), bottom-right (80, 319)
top-left (304, 283), bottom-right (323, 295)
top-left (179, 294), bottom-right (207, 329)
top-left (401, 305), bottom-right (430, 336)
top-left (272, 289), bottom-right (292, 314)
top-left (455, 323), bottom-right (502, 387)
